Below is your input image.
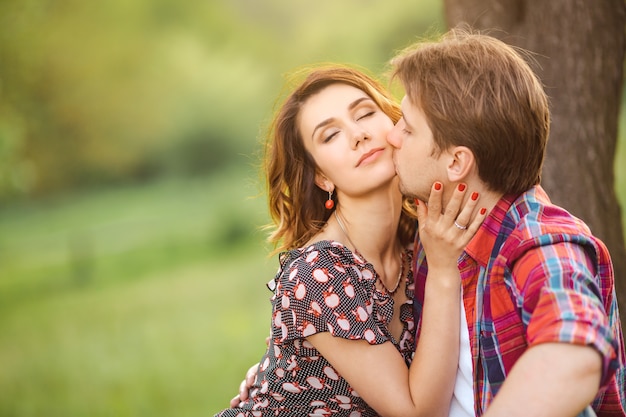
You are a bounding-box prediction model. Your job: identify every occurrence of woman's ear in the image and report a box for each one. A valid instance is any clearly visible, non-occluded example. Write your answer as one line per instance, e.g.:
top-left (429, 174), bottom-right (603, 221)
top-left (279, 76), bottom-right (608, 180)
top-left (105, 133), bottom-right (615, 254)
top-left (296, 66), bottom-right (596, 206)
top-left (314, 172), bottom-right (334, 192)
top-left (446, 146), bottom-right (475, 182)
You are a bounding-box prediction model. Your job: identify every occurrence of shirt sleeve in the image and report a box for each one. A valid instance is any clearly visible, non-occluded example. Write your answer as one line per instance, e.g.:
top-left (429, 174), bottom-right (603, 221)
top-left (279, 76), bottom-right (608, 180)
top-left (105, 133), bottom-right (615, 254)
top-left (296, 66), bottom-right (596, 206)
top-left (513, 241), bottom-right (619, 384)
top-left (271, 245), bottom-right (389, 346)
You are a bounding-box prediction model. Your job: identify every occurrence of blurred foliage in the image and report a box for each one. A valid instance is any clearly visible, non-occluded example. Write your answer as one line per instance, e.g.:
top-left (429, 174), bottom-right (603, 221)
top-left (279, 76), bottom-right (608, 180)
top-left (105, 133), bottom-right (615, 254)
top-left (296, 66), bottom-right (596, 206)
top-left (0, 0), bottom-right (445, 200)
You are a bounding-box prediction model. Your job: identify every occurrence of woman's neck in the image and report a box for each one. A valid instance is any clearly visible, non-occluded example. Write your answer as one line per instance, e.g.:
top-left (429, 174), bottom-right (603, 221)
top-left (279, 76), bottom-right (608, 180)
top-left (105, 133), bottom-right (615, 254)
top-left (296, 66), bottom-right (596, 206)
top-left (333, 202), bottom-right (401, 258)
top-left (333, 201), bottom-right (406, 296)
top-left (330, 189), bottom-right (405, 288)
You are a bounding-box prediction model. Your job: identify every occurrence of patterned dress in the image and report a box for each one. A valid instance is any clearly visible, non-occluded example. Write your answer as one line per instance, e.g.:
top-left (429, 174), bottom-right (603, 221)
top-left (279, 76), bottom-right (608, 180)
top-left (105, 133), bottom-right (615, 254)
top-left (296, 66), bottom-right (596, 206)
top-left (214, 240), bottom-right (415, 417)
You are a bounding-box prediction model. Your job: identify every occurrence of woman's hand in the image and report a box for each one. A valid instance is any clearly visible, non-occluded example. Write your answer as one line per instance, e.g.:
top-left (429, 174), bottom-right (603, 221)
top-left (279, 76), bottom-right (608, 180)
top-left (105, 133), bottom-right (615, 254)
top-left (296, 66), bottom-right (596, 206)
top-left (416, 182), bottom-right (486, 271)
top-left (228, 335), bottom-right (269, 408)
top-left (405, 182), bottom-right (486, 417)
top-left (229, 362), bottom-right (259, 408)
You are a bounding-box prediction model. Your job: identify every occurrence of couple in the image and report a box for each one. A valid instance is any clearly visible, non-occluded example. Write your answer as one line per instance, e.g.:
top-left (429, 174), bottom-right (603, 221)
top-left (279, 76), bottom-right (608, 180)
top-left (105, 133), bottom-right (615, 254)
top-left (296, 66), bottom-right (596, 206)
top-left (215, 29), bottom-right (626, 417)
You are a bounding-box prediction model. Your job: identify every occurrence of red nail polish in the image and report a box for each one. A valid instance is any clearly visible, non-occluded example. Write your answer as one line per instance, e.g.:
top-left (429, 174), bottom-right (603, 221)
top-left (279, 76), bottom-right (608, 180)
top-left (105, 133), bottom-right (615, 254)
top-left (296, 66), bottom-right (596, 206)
top-left (480, 207), bottom-right (487, 215)
top-left (434, 182), bottom-right (442, 191)
top-left (414, 198), bottom-right (419, 206)
top-left (471, 192), bottom-right (479, 201)
top-left (458, 183), bottom-right (466, 192)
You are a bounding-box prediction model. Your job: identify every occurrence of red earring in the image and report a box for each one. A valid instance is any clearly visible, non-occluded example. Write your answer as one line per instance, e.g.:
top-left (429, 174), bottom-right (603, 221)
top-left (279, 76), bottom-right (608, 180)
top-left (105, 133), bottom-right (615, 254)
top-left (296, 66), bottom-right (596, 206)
top-left (325, 190), bottom-right (334, 210)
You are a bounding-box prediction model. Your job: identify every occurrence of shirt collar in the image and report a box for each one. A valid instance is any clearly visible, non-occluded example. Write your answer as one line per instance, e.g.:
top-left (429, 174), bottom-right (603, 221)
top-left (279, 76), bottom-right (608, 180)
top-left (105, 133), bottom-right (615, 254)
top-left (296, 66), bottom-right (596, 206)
top-left (464, 185), bottom-right (549, 267)
top-left (464, 193), bottom-right (516, 267)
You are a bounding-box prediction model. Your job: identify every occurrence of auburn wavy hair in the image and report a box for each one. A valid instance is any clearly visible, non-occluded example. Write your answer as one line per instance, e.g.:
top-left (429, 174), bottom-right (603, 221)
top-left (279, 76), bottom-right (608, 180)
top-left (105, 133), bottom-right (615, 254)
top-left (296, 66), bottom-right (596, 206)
top-left (264, 64), bottom-right (416, 253)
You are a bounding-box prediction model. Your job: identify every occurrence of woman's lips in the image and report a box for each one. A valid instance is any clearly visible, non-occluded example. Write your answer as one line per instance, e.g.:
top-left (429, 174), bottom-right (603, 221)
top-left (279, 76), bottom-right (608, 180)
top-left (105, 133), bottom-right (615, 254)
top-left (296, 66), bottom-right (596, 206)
top-left (356, 148), bottom-right (385, 167)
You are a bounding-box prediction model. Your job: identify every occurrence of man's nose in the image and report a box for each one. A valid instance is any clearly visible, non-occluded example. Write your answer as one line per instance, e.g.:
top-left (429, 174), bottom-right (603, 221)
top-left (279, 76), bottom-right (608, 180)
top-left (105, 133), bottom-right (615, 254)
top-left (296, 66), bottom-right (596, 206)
top-left (387, 124), bottom-right (401, 148)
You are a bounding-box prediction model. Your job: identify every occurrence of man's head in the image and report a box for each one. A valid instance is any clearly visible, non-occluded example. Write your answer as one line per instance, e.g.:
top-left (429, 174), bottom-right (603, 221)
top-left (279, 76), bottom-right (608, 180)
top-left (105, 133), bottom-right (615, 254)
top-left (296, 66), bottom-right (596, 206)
top-left (388, 28), bottom-right (550, 199)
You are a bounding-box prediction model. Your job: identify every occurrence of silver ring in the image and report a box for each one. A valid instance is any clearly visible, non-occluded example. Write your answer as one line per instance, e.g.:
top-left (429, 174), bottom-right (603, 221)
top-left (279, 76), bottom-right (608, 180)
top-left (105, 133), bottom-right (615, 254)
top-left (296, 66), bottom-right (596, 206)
top-left (454, 220), bottom-right (468, 230)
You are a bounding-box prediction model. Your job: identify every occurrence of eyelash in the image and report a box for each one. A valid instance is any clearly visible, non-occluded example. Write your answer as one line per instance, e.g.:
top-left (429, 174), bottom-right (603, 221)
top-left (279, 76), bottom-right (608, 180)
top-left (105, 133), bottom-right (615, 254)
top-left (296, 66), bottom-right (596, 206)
top-left (323, 132), bottom-right (338, 143)
top-left (322, 110), bottom-right (376, 143)
top-left (357, 111), bottom-right (375, 120)
top-left (400, 117), bottom-right (411, 135)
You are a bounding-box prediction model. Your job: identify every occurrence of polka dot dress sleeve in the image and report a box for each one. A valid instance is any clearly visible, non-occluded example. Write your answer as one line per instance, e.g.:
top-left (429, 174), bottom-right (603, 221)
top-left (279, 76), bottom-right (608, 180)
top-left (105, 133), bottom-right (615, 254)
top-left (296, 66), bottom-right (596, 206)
top-left (272, 241), bottom-right (389, 345)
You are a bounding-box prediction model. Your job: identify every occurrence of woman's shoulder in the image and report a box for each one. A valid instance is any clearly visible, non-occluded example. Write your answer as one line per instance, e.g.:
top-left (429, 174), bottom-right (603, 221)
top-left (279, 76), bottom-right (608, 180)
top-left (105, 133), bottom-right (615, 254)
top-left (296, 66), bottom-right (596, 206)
top-left (275, 240), bottom-right (373, 285)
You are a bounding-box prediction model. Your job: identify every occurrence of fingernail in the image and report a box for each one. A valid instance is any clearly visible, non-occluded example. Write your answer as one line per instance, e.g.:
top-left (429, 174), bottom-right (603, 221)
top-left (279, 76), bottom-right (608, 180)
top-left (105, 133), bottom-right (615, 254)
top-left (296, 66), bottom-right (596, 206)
top-left (480, 207), bottom-right (487, 215)
top-left (434, 182), bottom-right (442, 191)
top-left (415, 199), bottom-right (419, 205)
top-left (471, 192), bottom-right (479, 201)
top-left (458, 183), bottom-right (466, 192)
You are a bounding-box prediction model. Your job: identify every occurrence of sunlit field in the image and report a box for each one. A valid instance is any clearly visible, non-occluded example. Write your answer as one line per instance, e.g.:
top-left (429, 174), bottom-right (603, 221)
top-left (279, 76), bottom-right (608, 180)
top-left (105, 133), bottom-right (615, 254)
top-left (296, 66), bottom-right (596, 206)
top-left (0, 168), bottom-right (277, 417)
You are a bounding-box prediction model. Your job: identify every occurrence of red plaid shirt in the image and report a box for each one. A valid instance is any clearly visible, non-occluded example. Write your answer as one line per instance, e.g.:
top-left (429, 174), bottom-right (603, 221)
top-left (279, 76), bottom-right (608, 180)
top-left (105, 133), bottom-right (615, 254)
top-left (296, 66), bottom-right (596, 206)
top-left (413, 186), bottom-right (626, 416)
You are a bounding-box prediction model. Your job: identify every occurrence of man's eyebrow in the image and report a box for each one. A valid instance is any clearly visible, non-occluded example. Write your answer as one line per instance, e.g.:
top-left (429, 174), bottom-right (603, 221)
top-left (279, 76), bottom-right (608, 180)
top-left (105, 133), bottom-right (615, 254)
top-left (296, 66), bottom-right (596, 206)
top-left (311, 96), bottom-right (373, 139)
top-left (401, 114), bottom-right (412, 129)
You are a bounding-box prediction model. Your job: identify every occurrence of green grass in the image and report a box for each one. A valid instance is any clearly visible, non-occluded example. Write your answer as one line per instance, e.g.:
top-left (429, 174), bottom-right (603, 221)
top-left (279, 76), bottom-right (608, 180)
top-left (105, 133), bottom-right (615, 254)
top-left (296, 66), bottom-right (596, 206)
top-left (0, 168), bottom-right (277, 417)
top-left (0, 254), bottom-right (273, 416)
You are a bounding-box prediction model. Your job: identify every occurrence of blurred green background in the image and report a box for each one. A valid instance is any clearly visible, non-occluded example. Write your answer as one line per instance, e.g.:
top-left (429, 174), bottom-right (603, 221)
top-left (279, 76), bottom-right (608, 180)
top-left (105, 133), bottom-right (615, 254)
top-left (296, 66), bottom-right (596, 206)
top-left (0, 1), bottom-right (624, 416)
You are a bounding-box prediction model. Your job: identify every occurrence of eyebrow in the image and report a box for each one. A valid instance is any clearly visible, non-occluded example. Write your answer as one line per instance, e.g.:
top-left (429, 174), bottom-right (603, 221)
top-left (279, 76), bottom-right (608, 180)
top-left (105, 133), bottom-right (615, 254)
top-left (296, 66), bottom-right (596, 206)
top-left (311, 96), bottom-right (373, 140)
top-left (401, 114), bottom-right (412, 130)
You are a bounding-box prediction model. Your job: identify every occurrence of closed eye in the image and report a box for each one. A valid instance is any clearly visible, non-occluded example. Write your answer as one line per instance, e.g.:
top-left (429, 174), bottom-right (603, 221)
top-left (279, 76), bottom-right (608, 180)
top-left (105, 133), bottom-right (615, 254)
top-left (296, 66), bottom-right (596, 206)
top-left (357, 111), bottom-right (375, 121)
top-left (399, 117), bottom-right (411, 135)
top-left (323, 131), bottom-right (339, 143)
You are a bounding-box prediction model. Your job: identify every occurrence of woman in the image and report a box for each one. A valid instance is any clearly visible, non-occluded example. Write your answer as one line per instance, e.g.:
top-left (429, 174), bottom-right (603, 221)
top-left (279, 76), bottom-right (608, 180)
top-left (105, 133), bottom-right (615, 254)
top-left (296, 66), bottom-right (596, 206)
top-left (215, 65), bottom-right (485, 417)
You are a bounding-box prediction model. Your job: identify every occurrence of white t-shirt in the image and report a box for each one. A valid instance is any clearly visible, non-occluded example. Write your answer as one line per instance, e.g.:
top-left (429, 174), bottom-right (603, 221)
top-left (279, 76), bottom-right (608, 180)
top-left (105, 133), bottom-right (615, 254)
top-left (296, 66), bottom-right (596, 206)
top-left (448, 297), bottom-right (475, 417)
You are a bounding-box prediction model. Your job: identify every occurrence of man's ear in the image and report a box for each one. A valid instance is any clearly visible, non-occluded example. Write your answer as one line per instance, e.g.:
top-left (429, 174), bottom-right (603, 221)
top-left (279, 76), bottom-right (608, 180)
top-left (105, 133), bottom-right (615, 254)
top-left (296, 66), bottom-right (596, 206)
top-left (446, 146), bottom-right (475, 182)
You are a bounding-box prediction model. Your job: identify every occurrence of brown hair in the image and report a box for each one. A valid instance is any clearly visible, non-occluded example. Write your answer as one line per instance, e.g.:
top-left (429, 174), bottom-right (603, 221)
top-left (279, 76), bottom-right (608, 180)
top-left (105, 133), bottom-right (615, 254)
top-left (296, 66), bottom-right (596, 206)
top-left (391, 27), bottom-right (550, 195)
top-left (264, 64), bottom-right (416, 253)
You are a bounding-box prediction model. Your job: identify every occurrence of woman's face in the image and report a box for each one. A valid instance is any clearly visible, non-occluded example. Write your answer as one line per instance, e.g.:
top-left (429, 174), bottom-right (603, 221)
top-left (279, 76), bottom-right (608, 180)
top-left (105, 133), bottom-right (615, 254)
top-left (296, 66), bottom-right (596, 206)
top-left (298, 83), bottom-right (397, 197)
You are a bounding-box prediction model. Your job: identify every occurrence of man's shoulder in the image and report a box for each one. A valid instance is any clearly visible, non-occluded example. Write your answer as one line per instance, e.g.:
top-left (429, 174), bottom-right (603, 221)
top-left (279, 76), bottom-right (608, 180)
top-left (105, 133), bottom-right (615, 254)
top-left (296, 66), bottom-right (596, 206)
top-left (499, 188), bottom-right (610, 264)
top-left (507, 186), bottom-right (592, 239)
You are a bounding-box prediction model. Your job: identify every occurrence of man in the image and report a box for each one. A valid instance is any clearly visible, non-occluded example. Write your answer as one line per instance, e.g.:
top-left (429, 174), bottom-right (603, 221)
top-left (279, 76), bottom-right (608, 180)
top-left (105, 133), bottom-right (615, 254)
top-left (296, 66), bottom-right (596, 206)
top-left (387, 28), bottom-right (626, 416)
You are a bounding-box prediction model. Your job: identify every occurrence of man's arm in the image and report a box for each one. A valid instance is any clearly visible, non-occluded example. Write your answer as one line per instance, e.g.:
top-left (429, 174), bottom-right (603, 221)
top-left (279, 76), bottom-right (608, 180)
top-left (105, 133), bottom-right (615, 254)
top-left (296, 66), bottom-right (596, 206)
top-left (483, 240), bottom-right (613, 416)
top-left (482, 342), bottom-right (602, 417)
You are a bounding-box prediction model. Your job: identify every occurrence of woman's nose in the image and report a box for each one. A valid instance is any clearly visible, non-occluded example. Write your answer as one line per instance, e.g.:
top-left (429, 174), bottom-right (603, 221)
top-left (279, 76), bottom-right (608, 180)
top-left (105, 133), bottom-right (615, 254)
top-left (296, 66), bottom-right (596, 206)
top-left (350, 125), bottom-right (369, 149)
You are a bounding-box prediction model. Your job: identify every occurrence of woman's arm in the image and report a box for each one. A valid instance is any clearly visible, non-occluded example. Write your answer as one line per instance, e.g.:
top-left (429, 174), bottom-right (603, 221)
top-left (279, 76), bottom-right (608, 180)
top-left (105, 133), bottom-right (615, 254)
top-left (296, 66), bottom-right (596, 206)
top-left (307, 265), bottom-right (460, 417)
top-left (308, 183), bottom-right (485, 417)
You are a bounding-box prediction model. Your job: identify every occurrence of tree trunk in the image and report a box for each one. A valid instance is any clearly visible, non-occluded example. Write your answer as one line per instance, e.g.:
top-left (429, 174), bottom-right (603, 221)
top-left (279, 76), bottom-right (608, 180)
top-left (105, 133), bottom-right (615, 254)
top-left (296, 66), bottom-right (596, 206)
top-left (443, 0), bottom-right (626, 321)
